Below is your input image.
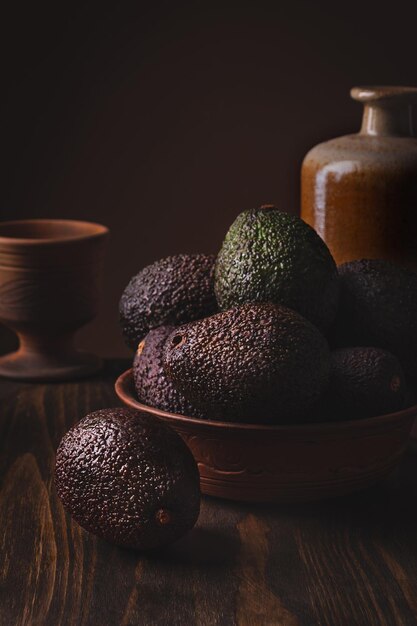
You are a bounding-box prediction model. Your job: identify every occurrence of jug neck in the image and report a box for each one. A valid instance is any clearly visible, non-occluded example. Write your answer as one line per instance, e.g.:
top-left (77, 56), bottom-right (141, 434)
top-left (360, 103), bottom-right (414, 137)
top-left (351, 86), bottom-right (417, 138)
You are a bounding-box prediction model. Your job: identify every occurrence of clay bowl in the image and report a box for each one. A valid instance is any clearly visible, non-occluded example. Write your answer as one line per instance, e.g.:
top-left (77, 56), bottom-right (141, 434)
top-left (0, 219), bottom-right (108, 381)
top-left (115, 368), bottom-right (417, 503)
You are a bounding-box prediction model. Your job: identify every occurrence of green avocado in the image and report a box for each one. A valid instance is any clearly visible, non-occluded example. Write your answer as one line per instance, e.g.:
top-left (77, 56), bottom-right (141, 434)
top-left (55, 408), bottom-right (200, 550)
top-left (328, 347), bottom-right (407, 419)
top-left (133, 325), bottom-right (204, 418)
top-left (163, 303), bottom-right (331, 423)
top-left (119, 254), bottom-right (217, 349)
top-left (214, 206), bottom-right (339, 331)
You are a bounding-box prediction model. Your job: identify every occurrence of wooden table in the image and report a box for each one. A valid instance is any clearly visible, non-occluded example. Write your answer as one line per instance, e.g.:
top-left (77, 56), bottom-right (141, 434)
top-left (1, 360), bottom-right (417, 626)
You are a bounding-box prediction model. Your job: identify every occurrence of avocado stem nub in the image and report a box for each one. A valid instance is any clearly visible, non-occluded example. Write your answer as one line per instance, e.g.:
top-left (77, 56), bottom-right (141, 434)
top-left (171, 334), bottom-right (185, 348)
top-left (155, 508), bottom-right (173, 526)
top-left (258, 204), bottom-right (277, 212)
top-left (390, 375), bottom-right (401, 392)
top-left (137, 339), bottom-right (146, 357)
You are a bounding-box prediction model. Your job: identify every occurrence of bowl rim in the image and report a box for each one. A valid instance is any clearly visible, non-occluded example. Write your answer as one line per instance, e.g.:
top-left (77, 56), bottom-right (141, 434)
top-left (0, 219), bottom-right (109, 246)
top-left (115, 368), bottom-right (417, 432)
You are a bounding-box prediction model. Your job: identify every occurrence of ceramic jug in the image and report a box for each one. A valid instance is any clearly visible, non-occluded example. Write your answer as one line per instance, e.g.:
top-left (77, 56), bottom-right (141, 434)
top-left (301, 86), bottom-right (417, 268)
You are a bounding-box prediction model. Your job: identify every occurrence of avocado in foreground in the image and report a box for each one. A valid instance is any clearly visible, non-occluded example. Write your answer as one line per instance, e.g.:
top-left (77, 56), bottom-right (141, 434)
top-left (133, 325), bottom-right (204, 417)
top-left (55, 408), bottom-right (200, 550)
top-left (119, 253), bottom-right (217, 349)
top-left (328, 347), bottom-right (407, 419)
top-left (214, 206), bottom-right (339, 331)
top-left (163, 303), bottom-right (331, 423)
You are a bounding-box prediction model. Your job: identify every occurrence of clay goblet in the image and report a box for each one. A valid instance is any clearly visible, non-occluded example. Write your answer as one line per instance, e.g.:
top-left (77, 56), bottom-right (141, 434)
top-left (0, 219), bottom-right (108, 381)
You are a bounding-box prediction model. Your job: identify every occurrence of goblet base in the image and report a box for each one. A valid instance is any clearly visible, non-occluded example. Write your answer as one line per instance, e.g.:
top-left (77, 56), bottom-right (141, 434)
top-left (0, 348), bottom-right (102, 382)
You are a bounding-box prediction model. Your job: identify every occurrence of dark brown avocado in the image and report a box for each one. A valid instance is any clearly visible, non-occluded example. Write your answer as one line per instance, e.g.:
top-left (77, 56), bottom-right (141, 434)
top-left (328, 347), bottom-right (407, 419)
top-left (331, 259), bottom-right (417, 354)
top-left (119, 254), bottom-right (217, 349)
top-left (55, 408), bottom-right (200, 550)
top-left (163, 303), bottom-right (331, 423)
top-left (133, 325), bottom-right (204, 417)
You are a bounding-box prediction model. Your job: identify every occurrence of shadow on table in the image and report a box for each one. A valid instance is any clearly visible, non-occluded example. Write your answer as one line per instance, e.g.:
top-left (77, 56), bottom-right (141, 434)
top-left (152, 526), bottom-right (239, 567)
top-left (210, 448), bottom-right (417, 550)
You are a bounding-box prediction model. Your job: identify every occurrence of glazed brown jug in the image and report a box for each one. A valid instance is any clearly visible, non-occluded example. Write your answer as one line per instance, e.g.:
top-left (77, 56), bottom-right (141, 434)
top-left (301, 86), bottom-right (417, 268)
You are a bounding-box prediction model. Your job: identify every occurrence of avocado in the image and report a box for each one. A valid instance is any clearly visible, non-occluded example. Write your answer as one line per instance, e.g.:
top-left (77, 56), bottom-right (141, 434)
top-left (133, 325), bottom-right (204, 417)
top-left (55, 408), bottom-right (200, 550)
top-left (119, 254), bottom-right (217, 349)
top-left (214, 206), bottom-right (339, 331)
top-left (331, 260), bottom-right (417, 370)
top-left (328, 347), bottom-right (407, 419)
top-left (163, 303), bottom-right (331, 423)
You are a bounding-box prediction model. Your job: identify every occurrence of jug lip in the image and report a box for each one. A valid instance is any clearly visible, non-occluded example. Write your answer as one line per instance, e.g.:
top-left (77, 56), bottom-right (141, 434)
top-left (0, 219), bottom-right (109, 246)
top-left (351, 86), bottom-right (417, 104)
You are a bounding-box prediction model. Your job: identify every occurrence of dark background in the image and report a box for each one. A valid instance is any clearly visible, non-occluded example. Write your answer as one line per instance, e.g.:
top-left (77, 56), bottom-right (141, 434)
top-left (1, 0), bottom-right (416, 357)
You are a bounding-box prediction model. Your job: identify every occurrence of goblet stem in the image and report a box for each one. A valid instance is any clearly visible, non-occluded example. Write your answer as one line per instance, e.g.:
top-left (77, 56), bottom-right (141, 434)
top-left (0, 328), bottom-right (102, 382)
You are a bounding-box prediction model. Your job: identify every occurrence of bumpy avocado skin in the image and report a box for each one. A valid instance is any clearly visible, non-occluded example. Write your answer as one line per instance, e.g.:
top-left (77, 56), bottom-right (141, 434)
top-left (331, 260), bottom-right (417, 368)
top-left (214, 207), bottom-right (339, 331)
top-left (55, 408), bottom-right (200, 550)
top-left (328, 347), bottom-right (407, 419)
top-left (133, 326), bottom-right (204, 418)
top-left (120, 254), bottom-right (217, 349)
top-left (163, 303), bottom-right (331, 423)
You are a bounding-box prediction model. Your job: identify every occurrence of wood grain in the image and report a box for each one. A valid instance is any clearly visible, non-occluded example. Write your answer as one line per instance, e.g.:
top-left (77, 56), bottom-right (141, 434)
top-left (1, 361), bottom-right (417, 625)
top-left (236, 514), bottom-right (299, 626)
